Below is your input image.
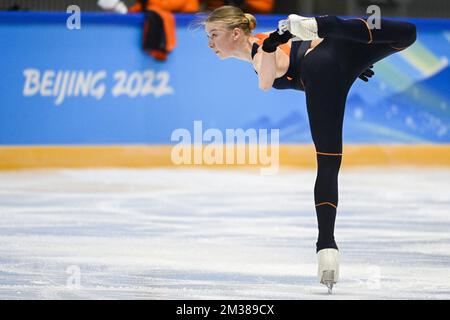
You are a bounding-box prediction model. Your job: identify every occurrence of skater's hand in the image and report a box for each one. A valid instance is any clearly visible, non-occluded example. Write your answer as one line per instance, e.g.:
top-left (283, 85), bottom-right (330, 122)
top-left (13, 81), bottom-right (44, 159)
top-left (262, 30), bottom-right (294, 53)
top-left (358, 65), bottom-right (375, 82)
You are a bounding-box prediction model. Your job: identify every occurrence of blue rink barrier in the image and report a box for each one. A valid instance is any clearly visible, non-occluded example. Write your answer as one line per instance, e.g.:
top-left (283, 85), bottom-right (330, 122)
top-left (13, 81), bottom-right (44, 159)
top-left (0, 11), bottom-right (449, 148)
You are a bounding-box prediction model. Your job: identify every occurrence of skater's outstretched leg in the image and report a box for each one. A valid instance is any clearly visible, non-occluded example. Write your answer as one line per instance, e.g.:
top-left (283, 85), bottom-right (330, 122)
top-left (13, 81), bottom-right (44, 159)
top-left (315, 15), bottom-right (416, 49)
top-left (314, 16), bottom-right (417, 78)
top-left (285, 15), bottom-right (417, 83)
top-left (281, 14), bottom-right (416, 49)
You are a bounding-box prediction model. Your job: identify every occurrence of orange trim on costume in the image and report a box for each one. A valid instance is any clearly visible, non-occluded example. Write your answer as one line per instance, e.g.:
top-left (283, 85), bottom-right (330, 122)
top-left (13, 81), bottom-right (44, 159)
top-left (357, 18), bottom-right (373, 44)
top-left (300, 78), bottom-right (305, 88)
top-left (255, 33), bottom-right (291, 57)
top-left (255, 33), bottom-right (268, 45)
top-left (316, 151), bottom-right (343, 156)
top-left (389, 45), bottom-right (408, 51)
top-left (315, 202), bottom-right (337, 209)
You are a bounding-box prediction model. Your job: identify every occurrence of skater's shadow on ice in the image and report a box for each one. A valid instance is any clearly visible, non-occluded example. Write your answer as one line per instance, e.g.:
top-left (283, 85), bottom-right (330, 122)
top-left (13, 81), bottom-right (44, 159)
top-left (310, 289), bottom-right (355, 298)
top-left (150, 268), bottom-right (316, 286)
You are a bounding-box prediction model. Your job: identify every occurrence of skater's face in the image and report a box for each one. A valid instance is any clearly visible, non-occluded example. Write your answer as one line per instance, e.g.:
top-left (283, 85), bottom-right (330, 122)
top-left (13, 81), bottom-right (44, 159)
top-left (205, 22), bottom-right (243, 59)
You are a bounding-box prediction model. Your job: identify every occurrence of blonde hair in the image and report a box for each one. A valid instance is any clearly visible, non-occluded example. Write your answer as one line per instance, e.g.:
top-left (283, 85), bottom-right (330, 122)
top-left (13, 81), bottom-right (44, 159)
top-left (204, 5), bottom-right (257, 34)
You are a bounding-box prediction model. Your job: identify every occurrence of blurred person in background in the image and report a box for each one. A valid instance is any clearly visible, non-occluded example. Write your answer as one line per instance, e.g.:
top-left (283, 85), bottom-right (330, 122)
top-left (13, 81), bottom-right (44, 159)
top-left (98, 0), bottom-right (201, 60)
top-left (203, 0), bottom-right (274, 13)
top-left (98, 0), bottom-right (199, 13)
top-left (128, 0), bottom-right (199, 13)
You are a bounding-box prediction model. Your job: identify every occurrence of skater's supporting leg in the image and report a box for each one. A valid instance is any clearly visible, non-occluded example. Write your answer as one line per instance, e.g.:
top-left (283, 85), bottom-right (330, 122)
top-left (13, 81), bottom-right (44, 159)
top-left (292, 14), bottom-right (417, 292)
top-left (315, 154), bottom-right (341, 252)
top-left (302, 50), bottom-right (348, 253)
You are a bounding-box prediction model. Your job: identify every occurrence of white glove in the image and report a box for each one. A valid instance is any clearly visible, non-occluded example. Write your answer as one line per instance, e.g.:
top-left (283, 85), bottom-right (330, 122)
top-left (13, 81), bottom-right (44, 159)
top-left (97, 0), bottom-right (128, 14)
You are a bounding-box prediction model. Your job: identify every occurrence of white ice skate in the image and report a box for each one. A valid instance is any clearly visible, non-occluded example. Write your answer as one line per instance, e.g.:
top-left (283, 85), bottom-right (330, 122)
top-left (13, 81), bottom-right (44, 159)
top-left (317, 248), bottom-right (340, 294)
top-left (278, 14), bottom-right (319, 40)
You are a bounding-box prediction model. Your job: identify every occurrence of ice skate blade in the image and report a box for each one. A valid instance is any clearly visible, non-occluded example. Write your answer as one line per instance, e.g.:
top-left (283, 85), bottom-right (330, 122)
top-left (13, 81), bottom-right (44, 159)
top-left (320, 270), bottom-right (337, 294)
top-left (326, 283), bottom-right (333, 294)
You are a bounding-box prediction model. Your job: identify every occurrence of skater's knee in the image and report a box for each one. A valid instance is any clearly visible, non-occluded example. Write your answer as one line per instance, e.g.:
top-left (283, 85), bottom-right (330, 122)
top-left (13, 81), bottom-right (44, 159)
top-left (316, 15), bottom-right (341, 37)
top-left (395, 22), bottom-right (417, 49)
top-left (404, 22), bottom-right (417, 46)
top-left (316, 153), bottom-right (342, 178)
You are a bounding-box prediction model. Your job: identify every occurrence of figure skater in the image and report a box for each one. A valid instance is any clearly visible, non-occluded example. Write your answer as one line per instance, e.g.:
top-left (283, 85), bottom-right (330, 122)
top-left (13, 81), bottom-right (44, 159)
top-left (203, 5), bottom-right (416, 293)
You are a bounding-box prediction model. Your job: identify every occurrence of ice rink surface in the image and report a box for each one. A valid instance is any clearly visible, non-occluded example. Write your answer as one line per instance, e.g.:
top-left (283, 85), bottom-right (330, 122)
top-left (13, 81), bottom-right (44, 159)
top-left (0, 167), bottom-right (449, 300)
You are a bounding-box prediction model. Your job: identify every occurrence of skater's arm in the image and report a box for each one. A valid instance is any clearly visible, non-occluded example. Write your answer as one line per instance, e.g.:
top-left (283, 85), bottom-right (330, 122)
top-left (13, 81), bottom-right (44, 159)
top-left (257, 50), bottom-right (276, 91)
top-left (253, 30), bottom-right (292, 91)
top-left (253, 48), bottom-right (288, 91)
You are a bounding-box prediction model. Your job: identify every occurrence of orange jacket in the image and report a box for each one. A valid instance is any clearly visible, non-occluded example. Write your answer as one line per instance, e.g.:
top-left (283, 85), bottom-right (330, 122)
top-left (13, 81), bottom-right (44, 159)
top-left (246, 0), bottom-right (273, 13)
top-left (141, 5), bottom-right (177, 60)
top-left (129, 0), bottom-right (199, 13)
top-left (204, 0), bottom-right (274, 13)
